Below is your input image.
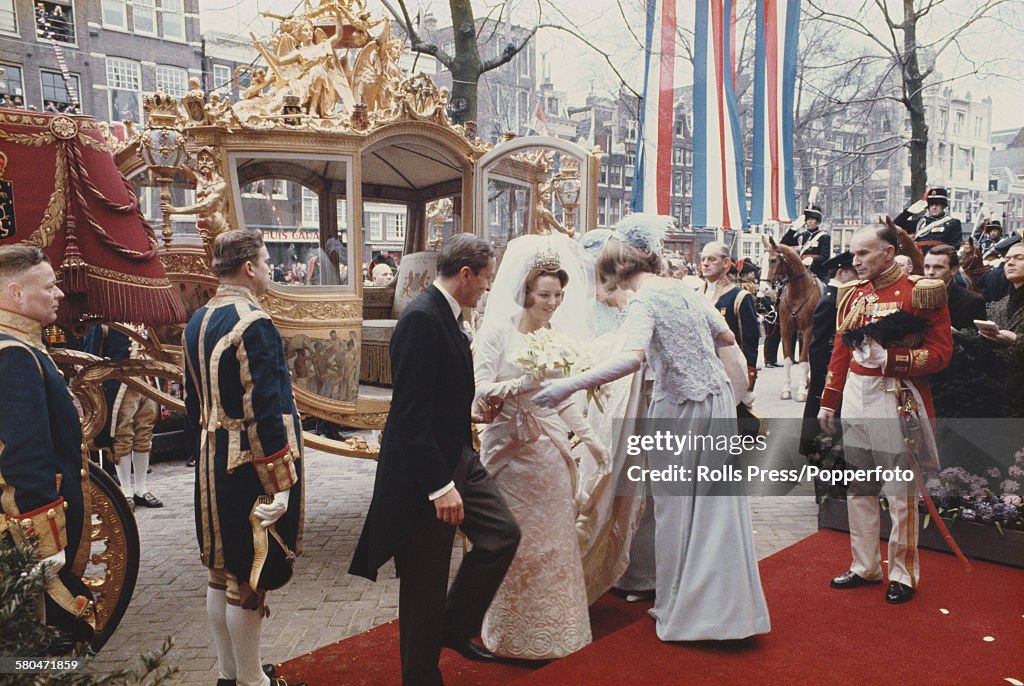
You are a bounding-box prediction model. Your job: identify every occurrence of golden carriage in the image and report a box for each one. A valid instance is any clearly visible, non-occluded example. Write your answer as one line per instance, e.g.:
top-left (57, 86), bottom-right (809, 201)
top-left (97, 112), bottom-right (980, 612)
top-left (114, 1), bottom-right (601, 453)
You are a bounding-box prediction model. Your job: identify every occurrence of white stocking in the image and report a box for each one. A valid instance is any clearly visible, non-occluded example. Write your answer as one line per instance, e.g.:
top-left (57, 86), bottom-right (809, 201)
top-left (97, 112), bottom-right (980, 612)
top-left (206, 586), bottom-right (236, 681)
top-left (226, 604), bottom-right (270, 686)
top-left (114, 453), bottom-right (134, 499)
top-left (132, 451), bottom-right (150, 495)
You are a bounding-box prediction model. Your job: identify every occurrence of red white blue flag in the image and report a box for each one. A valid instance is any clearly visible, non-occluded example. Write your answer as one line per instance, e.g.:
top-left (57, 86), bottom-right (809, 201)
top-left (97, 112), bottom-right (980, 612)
top-left (692, 0), bottom-right (747, 230)
top-left (630, 0), bottom-right (677, 215)
top-left (750, 0), bottom-right (800, 224)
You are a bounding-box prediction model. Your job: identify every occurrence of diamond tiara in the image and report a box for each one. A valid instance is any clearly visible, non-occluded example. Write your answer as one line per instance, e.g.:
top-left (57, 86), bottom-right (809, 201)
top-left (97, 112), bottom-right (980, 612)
top-left (530, 246), bottom-right (561, 271)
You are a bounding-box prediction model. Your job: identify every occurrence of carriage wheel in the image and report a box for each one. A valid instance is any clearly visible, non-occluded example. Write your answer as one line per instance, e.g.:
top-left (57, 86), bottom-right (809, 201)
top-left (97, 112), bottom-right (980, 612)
top-left (82, 463), bottom-right (140, 651)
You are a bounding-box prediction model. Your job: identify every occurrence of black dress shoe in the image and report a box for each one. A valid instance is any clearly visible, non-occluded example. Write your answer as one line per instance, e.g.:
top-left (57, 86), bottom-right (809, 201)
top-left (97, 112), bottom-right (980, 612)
top-left (186, 457), bottom-right (196, 468)
top-left (214, 665), bottom-right (279, 686)
top-left (830, 571), bottom-right (882, 589)
top-left (885, 581), bottom-right (915, 604)
top-left (443, 638), bottom-right (498, 662)
top-left (133, 492), bottom-right (164, 508)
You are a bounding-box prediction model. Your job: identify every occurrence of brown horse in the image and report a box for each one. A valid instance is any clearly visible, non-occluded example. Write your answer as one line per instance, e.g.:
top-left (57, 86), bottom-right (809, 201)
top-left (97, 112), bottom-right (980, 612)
top-left (761, 235), bottom-right (821, 400)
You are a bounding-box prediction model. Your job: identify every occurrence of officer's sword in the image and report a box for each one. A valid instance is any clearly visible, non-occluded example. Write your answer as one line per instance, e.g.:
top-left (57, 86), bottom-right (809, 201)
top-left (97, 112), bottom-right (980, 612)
top-left (895, 381), bottom-right (972, 571)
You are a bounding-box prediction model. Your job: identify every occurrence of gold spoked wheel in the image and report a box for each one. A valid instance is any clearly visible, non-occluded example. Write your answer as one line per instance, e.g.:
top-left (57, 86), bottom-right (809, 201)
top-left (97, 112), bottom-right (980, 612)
top-left (81, 463), bottom-right (140, 651)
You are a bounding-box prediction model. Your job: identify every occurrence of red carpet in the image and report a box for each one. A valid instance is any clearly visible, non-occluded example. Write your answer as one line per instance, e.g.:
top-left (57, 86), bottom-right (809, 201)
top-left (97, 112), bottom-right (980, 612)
top-left (277, 592), bottom-right (651, 685)
top-left (279, 531), bottom-right (1024, 685)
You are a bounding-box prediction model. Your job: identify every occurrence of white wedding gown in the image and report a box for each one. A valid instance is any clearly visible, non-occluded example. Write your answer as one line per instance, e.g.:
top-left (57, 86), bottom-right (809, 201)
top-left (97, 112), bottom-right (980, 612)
top-left (474, 316), bottom-right (593, 659)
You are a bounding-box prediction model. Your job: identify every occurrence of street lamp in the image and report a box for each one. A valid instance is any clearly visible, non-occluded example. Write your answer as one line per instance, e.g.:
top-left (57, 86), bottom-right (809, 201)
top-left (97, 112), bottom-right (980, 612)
top-left (141, 91), bottom-right (186, 247)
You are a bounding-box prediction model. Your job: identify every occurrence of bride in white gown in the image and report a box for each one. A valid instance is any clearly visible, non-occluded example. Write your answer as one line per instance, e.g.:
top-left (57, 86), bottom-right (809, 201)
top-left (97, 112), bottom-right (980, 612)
top-left (474, 234), bottom-right (608, 659)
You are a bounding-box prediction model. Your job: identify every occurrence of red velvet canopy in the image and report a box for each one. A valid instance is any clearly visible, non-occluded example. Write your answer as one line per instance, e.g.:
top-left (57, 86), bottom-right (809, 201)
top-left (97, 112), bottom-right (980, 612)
top-left (0, 108), bottom-right (185, 326)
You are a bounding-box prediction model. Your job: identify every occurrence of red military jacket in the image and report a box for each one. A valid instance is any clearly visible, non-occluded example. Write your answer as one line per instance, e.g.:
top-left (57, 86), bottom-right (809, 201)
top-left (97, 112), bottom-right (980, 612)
top-left (821, 263), bottom-right (953, 417)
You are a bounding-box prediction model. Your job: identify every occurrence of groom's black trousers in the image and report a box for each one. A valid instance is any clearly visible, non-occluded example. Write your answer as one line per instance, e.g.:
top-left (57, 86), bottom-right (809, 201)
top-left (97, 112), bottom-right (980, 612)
top-left (395, 447), bottom-right (520, 686)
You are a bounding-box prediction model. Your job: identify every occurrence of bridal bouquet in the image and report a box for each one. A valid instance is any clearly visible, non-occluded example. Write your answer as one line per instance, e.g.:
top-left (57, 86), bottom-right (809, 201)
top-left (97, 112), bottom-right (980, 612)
top-left (515, 328), bottom-right (608, 412)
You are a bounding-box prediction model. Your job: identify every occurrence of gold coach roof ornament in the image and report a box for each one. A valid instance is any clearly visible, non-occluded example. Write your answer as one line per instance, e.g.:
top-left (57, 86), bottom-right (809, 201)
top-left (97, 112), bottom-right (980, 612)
top-left (141, 92), bottom-right (186, 247)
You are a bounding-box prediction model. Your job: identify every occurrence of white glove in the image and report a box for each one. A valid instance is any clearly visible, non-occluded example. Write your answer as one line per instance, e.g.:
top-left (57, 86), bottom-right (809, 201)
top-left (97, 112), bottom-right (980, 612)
top-left (478, 373), bottom-right (542, 402)
top-left (253, 490), bottom-right (289, 528)
top-left (33, 549), bottom-right (66, 582)
top-left (852, 337), bottom-right (887, 369)
top-left (532, 352), bottom-right (642, 408)
top-left (907, 199), bottom-right (928, 214)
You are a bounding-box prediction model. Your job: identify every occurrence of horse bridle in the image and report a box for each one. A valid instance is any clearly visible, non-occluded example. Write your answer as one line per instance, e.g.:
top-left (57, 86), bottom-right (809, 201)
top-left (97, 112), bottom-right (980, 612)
top-left (769, 252), bottom-right (815, 319)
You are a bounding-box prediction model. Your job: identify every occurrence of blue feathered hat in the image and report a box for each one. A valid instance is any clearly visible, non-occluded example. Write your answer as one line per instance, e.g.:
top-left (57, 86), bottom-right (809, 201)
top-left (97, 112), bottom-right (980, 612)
top-left (610, 213), bottom-right (672, 255)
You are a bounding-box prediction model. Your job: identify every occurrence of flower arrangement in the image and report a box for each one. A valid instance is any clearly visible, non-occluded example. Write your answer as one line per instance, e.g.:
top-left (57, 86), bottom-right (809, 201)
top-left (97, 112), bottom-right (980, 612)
top-left (924, 449), bottom-right (1024, 533)
top-left (515, 327), bottom-right (608, 411)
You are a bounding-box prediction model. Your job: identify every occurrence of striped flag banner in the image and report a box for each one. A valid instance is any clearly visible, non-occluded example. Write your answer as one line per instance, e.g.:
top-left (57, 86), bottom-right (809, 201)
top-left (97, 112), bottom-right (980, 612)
top-left (630, 0), bottom-right (677, 215)
top-left (750, 0), bottom-right (800, 224)
top-left (692, 0), bottom-right (748, 230)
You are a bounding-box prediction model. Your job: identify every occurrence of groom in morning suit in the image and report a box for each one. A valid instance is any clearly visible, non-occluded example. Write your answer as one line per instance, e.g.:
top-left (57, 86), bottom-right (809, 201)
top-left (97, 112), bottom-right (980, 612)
top-left (349, 234), bottom-right (520, 685)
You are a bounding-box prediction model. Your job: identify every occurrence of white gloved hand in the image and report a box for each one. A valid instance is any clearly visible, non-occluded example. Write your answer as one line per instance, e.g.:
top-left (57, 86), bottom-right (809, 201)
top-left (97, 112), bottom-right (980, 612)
top-left (907, 199), bottom-right (928, 214)
top-left (253, 490), bottom-right (289, 528)
top-left (33, 549), bottom-right (66, 582)
top-left (852, 337), bottom-right (887, 369)
top-left (533, 352), bottom-right (642, 408)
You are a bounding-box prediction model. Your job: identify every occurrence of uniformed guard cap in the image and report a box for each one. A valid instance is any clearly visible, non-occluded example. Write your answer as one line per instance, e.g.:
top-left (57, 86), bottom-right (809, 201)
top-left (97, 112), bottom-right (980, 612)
top-left (926, 188), bottom-right (949, 206)
top-left (992, 233), bottom-right (1021, 256)
top-left (803, 205), bottom-right (823, 222)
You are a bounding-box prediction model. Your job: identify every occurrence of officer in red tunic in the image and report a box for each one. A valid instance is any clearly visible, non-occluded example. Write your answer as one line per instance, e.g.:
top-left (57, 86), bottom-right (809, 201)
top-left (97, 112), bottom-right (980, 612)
top-left (818, 224), bottom-right (952, 604)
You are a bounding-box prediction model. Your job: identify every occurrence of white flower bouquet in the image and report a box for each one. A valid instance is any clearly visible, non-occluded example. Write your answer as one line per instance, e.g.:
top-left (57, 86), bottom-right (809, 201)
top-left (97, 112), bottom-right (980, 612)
top-left (515, 328), bottom-right (608, 412)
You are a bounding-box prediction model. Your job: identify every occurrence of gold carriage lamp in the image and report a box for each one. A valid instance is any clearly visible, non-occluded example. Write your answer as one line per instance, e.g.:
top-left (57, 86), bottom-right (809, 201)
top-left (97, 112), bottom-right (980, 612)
top-left (141, 92), bottom-right (187, 247)
top-left (0, 108), bottom-right (186, 327)
top-left (554, 166), bottom-right (581, 236)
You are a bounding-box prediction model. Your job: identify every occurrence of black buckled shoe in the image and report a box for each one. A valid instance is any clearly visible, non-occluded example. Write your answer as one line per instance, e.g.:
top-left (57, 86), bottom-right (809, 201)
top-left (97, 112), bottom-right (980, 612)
top-left (442, 637), bottom-right (499, 662)
top-left (885, 581), bottom-right (915, 604)
top-left (133, 492), bottom-right (164, 508)
top-left (830, 571), bottom-right (882, 589)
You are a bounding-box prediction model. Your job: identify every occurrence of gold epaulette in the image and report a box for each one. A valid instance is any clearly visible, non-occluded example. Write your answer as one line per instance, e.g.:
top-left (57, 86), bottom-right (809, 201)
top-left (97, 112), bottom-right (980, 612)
top-left (909, 276), bottom-right (947, 309)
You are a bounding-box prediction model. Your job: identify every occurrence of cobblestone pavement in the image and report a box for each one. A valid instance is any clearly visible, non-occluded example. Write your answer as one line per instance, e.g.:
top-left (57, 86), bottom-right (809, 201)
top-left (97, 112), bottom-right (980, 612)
top-left (88, 363), bottom-right (820, 685)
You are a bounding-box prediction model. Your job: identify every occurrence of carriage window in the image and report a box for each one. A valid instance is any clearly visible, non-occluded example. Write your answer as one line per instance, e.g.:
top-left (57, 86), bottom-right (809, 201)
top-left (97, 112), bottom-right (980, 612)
top-left (480, 146), bottom-right (586, 261)
top-left (229, 153), bottom-right (353, 290)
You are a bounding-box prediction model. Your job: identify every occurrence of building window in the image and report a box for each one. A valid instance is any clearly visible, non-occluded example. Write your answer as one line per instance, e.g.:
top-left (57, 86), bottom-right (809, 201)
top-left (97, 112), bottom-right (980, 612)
top-left (155, 65), bottom-right (188, 97)
top-left (107, 57), bottom-right (141, 122)
top-left (35, 2), bottom-right (75, 43)
top-left (685, 171), bottom-right (692, 194)
top-left (625, 165), bottom-right (633, 188)
top-left (102, 0), bottom-right (126, 29)
top-left (626, 120), bottom-right (638, 142)
top-left (386, 212), bottom-right (406, 240)
top-left (599, 164), bottom-right (607, 185)
top-left (301, 187), bottom-right (319, 228)
top-left (672, 171), bottom-right (682, 195)
top-left (133, 0), bottom-right (155, 34)
top-left (213, 64), bottom-right (232, 89)
top-left (0, 62), bottom-right (24, 107)
top-left (953, 110), bottom-right (965, 135)
top-left (160, 0), bottom-right (184, 41)
top-left (41, 70), bottom-right (79, 112)
top-left (442, 40), bottom-right (454, 56)
top-left (598, 198), bottom-right (606, 226)
top-left (610, 165), bottom-right (622, 187)
top-left (974, 116), bottom-right (984, 138)
top-left (626, 150), bottom-right (636, 166)
top-left (0, 0), bottom-right (16, 34)
top-left (518, 48), bottom-right (529, 76)
top-left (367, 213), bottom-right (383, 241)
top-left (547, 98), bottom-right (558, 116)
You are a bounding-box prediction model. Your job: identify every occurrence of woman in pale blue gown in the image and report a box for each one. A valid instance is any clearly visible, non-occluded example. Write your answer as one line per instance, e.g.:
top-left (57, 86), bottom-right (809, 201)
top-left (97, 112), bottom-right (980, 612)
top-left (535, 214), bottom-right (770, 641)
